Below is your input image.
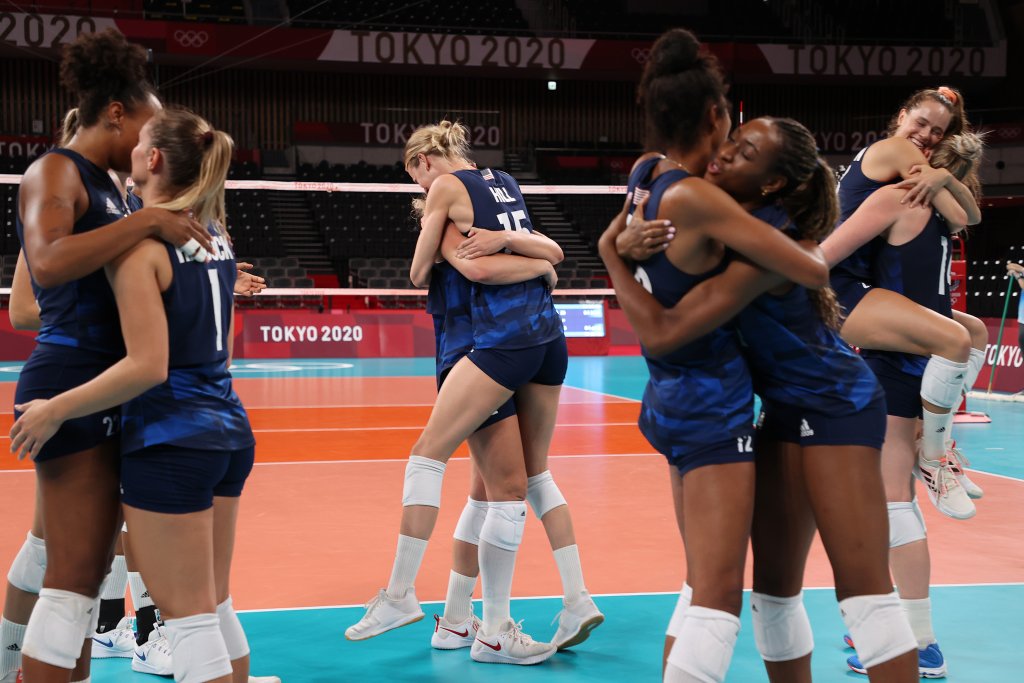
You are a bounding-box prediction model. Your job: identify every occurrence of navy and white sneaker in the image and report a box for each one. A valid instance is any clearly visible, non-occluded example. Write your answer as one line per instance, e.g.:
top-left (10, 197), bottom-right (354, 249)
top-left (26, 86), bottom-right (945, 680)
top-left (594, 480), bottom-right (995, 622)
top-left (91, 616), bottom-right (136, 659)
top-left (132, 625), bottom-right (173, 676)
top-left (847, 642), bottom-right (947, 678)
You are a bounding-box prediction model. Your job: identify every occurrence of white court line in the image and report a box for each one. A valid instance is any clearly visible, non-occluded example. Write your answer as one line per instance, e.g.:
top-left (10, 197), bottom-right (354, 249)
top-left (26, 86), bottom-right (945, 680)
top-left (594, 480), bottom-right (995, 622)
top-left (237, 582), bottom-right (1024, 614)
top-left (567, 384), bottom-right (642, 403)
top-left (244, 399), bottom-right (633, 410)
top-left (250, 421), bottom-right (638, 434)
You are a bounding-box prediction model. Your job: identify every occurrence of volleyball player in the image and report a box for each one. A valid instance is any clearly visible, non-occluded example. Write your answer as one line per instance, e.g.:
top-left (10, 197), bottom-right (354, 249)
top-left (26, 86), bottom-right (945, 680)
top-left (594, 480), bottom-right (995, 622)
top-left (823, 131), bottom-right (985, 678)
top-left (5, 29), bottom-right (214, 683)
top-left (11, 106), bottom-right (279, 683)
top-left (614, 116), bottom-right (919, 682)
top-left (597, 29), bottom-right (837, 683)
top-left (830, 87), bottom-right (985, 516)
top-left (426, 223), bottom-right (603, 652)
top-left (346, 120), bottom-right (591, 665)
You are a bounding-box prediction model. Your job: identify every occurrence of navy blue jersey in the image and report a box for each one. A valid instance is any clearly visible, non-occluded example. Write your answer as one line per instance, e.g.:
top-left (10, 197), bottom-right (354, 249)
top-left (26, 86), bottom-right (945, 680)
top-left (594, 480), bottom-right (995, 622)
top-left (17, 149), bottom-right (127, 356)
top-left (832, 144), bottom-right (898, 286)
top-left (736, 204), bottom-right (880, 412)
top-left (427, 260), bottom-right (474, 376)
top-left (125, 188), bottom-right (144, 213)
top-left (627, 157), bottom-right (755, 462)
top-left (121, 226), bottom-right (254, 454)
top-left (451, 169), bottom-right (563, 350)
top-left (862, 212), bottom-right (954, 377)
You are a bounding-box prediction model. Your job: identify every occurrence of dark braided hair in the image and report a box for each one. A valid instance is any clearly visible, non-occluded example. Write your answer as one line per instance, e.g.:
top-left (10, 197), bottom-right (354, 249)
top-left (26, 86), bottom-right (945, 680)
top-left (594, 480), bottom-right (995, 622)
top-left (762, 117), bottom-right (842, 330)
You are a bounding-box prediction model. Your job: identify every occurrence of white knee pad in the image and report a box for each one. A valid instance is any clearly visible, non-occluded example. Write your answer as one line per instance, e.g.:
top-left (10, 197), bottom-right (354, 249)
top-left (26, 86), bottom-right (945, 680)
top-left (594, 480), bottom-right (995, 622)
top-left (526, 471), bottom-right (567, 519)
top-left (7, 531), bottom-right (46, 594)
top-left (216, 596), bottom-right (250, 660)
top-left (665, 606), bottom-right (740, 683)
top-left (479, 502), bottom-right (526, 552)
top-left (920, 355), bottom-right (969, 409)
top-left (162, 613), bottom-right (232, 683)
top-left (965, 348), bottom-right (985, 393)
top-left (402, 455), bottom-right (446, 508)
top-left (453, 497), bottom-right (489, 545)
top-left (750, 592), bottom-right (814, 662)
top-left (21, 589), bottom-right (95, 669)
top-left (839, 592), bottom-right (917, 670)
top-left (888, 501), bottom-right (927, 548)
top-left (666, 581), bottom-right (693, 637)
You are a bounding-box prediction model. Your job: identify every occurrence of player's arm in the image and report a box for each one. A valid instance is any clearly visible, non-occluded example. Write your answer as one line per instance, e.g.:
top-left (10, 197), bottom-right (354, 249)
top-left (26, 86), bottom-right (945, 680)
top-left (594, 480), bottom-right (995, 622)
top-left (9, 250), bottom-right (41, 331)
top-left (821, 190), bottom-right (900, 267)
top-left (410, 175), bottom-right (465, 287)
top-left (668, 179), bottom-right (829, 289)
top-left (455, 228), bottom-right (564, 264)
top-left (874, 137), bottom-right (980, 222)
top-left (227, 303), bottom-right (236, 367)
top-left (440, 224), bottom-right (556, 287)
top-left (19, 155), bottom-right (211, 288)
top-left (10, 241), bottom-right (170, 460)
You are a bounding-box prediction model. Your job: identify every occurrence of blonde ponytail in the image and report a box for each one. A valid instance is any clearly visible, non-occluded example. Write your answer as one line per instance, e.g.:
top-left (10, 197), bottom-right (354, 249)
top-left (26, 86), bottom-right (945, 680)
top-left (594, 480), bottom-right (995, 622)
top-left (59, 108), bottom-right (79, 146)
top-left (403, 119), bottom-right (471, 169)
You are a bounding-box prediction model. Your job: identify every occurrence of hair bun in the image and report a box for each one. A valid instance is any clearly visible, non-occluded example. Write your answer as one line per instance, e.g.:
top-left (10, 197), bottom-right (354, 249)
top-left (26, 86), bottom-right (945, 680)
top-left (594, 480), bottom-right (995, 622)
top-left (647, 28), bottom-right (702, 79)
top-left (950, 131), bottom-right (984, 162)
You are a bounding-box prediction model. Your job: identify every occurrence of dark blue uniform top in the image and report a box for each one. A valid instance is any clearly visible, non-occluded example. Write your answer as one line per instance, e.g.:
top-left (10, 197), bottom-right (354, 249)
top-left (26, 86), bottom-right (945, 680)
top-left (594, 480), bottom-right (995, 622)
top-left (120, 227), bottom-right (254, 454)
top-left (832, 143), bottom-right (897, 285)
top-left (735, 204), bottom-right (880, 411)
top-left (16, 149), bottom-right (128, 356)
top-left (426, 260), bottom-right (475, 377)
top-left (451, 169), bottom-right (563, 350)
top-left (861, 212), bottom-right (954, 377)
top-left (626, 157), bottom-right (754, 461)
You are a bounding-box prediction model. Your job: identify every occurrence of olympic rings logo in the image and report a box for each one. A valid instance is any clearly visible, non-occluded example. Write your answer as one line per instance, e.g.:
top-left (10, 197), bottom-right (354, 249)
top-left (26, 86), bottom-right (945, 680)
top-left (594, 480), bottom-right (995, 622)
top-left (174, 30), bottom-right (209, 48)
top-left (631, 48), bottom-right (651, 64)
top-left (998, 127), bottom-right (1021, 139)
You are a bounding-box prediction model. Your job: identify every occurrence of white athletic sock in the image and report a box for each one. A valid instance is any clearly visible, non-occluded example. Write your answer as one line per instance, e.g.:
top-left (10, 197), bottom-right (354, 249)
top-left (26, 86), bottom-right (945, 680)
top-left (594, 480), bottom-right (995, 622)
top-left (386, 535), bottom-right (428, 600)
top-left (128, 571), bottom-right (154, 610)
top-left (553, 544), bottom-right (587, 603)
top-left (0, 618), bottom-right (26, 677)
top-left (101, 555), bottom-right (128, 600)
top-left (480, 541), bottom-right (517, 634)
top-left (921, 407), bottom-right (950, 463)
top-left (442, 571), bottom-right (477, 624)
top-left (901, 597), bottom-right (936, 650)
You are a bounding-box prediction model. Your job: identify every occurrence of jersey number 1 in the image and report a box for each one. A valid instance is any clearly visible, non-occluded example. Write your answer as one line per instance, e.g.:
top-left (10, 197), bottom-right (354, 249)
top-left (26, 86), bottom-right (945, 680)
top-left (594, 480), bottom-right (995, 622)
top-left (208, 269), bottom-right (224, 352)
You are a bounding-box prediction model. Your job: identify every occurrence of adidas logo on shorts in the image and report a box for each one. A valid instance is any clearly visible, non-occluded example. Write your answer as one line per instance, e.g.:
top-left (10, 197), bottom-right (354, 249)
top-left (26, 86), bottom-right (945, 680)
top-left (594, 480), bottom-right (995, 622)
top-left (800, 419), bottom-right (815, 438)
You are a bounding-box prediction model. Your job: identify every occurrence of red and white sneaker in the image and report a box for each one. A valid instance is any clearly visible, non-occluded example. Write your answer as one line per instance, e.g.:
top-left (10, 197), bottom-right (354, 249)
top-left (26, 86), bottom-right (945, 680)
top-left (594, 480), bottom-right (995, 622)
top-left (470, 619), bottom-right (556, 666)
top-left (945, 441), bottom-right (984, 499)
top-left (914, 453), bottom-right (976, 520)
top-left (430, 613), bottom-right (481, 650)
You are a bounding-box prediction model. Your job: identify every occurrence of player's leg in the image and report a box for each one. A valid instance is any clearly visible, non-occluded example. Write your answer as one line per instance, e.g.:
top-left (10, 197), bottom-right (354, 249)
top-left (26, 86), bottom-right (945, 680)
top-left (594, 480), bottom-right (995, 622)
top-left (749, 437), bottom-right (817, 683)
top-left (347, 356), bottom-right (513, 641)
top-left (1, 491), bottom-right (45, 683)
top-left (515, 378), bottom-right (603, 650)
top-left (21, 444), bottom-right (121, 683)
top-left (664, 461), bottom-right (753, 683)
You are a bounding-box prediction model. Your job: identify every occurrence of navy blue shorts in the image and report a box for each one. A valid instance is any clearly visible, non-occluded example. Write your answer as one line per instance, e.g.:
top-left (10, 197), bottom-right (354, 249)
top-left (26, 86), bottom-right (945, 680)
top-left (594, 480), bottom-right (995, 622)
top-left (467, 336), bottom-right (568, 391)
top-left (865, 359), bottom-right (923, 419)
top-left (831, 275), bottom-right (873, 318)
top-left (758, 387), bottom-right (887, 450)
top-left (438, 364), bottom-right (516, 431)
top-left (14, 343), bottom-right (120, 462)
top-left (120, 444), bottom-right (255, 514)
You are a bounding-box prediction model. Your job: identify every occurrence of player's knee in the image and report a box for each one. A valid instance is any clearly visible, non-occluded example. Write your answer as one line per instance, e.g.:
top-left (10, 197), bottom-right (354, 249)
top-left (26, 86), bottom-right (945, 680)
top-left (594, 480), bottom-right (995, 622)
top-left (162, 613), bottom-right (233, 683)
top-left (694, 579), bottom-right (744, 616)
top-left (839, 592), bottom-right (917, 669)
top-left (888, 501), bottom-right (927, 548)
top-left (7, 531), bottom-right (46, 594)
top-left (751, 592), bottom-right (814, 662)
top-left (216, 596), bottom-right (250, 660)
top-left (452, 498), bottom-right (488, 545)
top-left (402, 455), bottom-right (447, 508)
top-left (525, 470), bottom-right (567, 519)
top-left (935, 324), bottom-right (972, 362)
top-left (21, 589), bottom-right (95, 669)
